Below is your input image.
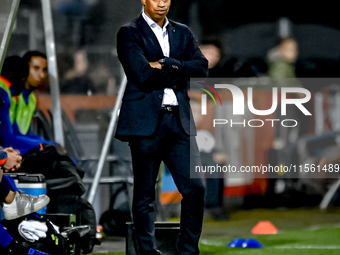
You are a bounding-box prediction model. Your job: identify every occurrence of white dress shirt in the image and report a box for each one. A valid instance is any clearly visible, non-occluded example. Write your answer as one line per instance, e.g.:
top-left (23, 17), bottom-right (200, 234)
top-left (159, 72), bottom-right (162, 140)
top-left (142, 11), bottom-right (178, 106)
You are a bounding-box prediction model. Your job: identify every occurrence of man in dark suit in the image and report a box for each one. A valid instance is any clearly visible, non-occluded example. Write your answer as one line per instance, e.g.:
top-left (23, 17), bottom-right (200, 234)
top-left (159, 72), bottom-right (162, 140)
top-left (116, 0), bottom-right (208, 254)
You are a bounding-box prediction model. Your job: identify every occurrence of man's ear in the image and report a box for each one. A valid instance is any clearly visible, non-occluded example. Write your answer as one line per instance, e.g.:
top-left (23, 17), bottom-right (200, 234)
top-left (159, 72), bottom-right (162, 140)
top-left (141, 0), bottom-right (146, 6)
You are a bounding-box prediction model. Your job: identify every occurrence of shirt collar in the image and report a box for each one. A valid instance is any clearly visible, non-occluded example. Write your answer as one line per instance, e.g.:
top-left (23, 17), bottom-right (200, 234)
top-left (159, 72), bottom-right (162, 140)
top-left (142, 11), bottom-right (169, 29)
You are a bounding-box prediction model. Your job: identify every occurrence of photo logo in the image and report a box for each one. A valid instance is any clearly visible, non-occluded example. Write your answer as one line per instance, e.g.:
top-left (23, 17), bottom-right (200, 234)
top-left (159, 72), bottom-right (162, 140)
top-left (198, 82), bottom-right (222, 115)
top-left (196, 82), bottom-right (312, 128)
top-left (200, 84), bottom-right (311, 116)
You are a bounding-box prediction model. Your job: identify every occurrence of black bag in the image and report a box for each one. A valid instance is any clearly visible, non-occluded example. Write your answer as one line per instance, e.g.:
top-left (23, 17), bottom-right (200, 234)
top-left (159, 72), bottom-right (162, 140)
top-left (47, 195), bottom-right (100, 254)
top-left (14, 145), bottom-right (99, 253)
top-left (2, 218), bottom-right (69, 255)
top-left (19, 144), bottom-right (85, 197)
top-left (99, 185), bottom-right (131, 237)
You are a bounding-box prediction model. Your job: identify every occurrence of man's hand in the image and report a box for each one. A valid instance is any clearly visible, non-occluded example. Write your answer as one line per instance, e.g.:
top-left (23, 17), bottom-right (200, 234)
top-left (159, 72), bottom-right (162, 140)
top-left (149, 62), bottom-right (162, 69)
top-left (3, 147), bottom-right (22, 172)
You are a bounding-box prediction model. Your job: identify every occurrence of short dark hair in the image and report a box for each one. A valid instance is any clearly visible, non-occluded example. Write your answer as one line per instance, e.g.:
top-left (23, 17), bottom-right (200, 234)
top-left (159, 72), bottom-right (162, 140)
top-left (22, 51), bottom-right (47, 64)
top-left (1, 56), bottom-right (28, 83)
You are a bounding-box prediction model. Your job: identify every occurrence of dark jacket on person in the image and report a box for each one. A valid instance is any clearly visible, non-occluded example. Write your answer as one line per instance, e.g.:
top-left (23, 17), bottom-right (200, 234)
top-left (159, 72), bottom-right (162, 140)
top-left (115, 15), bottom-right (208, 141)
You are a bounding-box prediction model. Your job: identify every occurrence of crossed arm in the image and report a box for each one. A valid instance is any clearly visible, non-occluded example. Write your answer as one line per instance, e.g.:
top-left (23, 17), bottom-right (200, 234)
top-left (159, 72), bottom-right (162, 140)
top-left (117, 26), bottom-right (208, 91)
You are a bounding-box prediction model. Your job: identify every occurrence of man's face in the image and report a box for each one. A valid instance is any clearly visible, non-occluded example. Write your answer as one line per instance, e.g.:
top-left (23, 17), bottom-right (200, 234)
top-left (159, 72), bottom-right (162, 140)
top-left (142, 0), bottom-right (171, 26)
top-left (27, 56), bottom-right (48, 89)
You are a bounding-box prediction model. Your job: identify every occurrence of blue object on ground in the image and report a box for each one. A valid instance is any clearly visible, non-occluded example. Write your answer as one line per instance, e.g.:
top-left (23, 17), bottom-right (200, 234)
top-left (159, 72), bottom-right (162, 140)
top-left (227, 238), bottom-right (263, 248)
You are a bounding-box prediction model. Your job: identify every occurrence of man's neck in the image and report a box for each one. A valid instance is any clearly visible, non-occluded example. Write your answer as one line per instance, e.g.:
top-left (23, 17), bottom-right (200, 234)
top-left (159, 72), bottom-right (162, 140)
top-left (156, 19), bottom-right (165, 28)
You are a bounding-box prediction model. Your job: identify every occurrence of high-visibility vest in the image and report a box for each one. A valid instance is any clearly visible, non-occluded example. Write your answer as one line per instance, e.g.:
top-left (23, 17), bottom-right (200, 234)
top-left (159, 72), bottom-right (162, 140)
top-left (0, 76), bottom-right (17, 124)
top-left (15, 90), bottom-right (37, 135)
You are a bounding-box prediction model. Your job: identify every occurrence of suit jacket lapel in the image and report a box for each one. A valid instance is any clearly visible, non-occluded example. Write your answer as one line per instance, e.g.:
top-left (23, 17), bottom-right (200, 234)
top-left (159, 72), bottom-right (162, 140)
top-left (167, 21), bottom-right (178, 58)
top-left (137, 15), bottom-right (164, 58)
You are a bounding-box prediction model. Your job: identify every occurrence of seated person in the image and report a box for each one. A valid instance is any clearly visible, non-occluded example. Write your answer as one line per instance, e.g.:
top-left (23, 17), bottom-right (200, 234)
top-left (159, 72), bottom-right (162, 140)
top-left (13, 51), bottom-right (49, 137)
top-left (0, 56), bottom-right (55, 155)
top-left (1, 148), bottom-right (50, 255)
top-left (1, 148), bottom-right (50, 220)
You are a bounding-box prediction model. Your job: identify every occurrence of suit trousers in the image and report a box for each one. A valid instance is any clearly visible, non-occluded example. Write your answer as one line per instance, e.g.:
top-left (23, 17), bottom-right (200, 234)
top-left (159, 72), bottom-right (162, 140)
top-left (129, 110), bottom-right (205, 255)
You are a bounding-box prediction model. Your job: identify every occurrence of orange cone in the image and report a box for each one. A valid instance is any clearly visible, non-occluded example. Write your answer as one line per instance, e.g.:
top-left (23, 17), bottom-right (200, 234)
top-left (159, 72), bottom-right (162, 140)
top-left (251, 221), bottom-right (278, 234)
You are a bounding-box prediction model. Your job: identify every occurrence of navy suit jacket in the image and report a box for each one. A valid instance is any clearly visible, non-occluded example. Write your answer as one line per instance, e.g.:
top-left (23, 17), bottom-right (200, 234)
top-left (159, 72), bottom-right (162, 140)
top-left (115, 15), bottom-right (208, 141)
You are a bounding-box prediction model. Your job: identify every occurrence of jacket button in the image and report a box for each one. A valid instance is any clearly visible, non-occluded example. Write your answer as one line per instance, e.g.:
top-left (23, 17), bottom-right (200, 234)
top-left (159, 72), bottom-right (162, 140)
top-left (159, 95), bottom-right (163, 99)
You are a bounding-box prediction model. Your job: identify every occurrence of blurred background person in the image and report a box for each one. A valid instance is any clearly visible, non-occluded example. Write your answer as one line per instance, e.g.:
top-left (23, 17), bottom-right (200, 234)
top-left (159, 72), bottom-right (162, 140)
top-left (200, 36), bottom-right (224, 77)
top-left (191, 98), bottom-right (229, 220)
top-left (60, 49), bottom-right (95, 95)
top-left (267, 38), bottom-right (299, 80)
top-left (88, 62), bottom-right (117, 95)
top-left (200, 35), bottom-right (235, 79)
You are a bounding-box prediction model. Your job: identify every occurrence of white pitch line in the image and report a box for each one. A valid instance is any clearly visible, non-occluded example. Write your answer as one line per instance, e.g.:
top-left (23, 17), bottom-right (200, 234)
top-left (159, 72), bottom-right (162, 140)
top-left (274, 245), bottom-right (340, 250)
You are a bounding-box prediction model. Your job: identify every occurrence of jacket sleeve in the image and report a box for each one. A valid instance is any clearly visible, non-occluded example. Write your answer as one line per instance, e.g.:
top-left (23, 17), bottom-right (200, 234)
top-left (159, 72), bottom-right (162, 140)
top-left (117, 26), bottom-right (182, 91)
top-left (0, 150), bottom-right (8, 166)
top-left (163, 27), bottom-right (208, 80)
